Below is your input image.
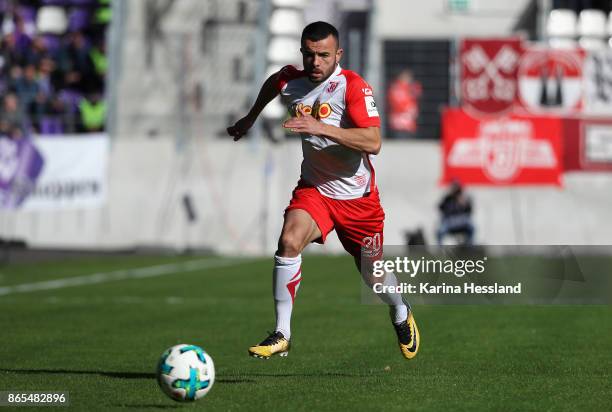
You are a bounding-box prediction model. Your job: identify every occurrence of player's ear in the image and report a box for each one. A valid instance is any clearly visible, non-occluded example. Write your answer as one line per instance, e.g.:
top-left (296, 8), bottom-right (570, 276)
top-left (336, 47), bottom-right (343, 63)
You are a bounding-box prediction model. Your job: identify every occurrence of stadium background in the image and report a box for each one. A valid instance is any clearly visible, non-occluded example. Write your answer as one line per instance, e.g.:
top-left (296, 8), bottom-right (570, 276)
top-left (1, 1), bottom-right (612, 410)
top-left (2, 0), bottom-right (612, 254)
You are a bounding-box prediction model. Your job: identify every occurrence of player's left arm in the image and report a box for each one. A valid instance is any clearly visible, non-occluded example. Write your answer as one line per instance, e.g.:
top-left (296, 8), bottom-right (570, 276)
top-left (318, 120), bottom-right (381, 155)
top-left (283, 112), bottom-right (381, 154)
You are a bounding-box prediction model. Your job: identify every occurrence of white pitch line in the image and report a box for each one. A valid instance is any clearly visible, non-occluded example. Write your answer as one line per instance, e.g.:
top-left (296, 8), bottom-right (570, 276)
top-left (0, 258), bottom-right (251, 297)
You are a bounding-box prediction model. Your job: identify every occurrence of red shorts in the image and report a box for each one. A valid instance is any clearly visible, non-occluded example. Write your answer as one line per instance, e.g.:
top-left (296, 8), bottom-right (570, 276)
top-left (285, 181), bottom-right (385, 258)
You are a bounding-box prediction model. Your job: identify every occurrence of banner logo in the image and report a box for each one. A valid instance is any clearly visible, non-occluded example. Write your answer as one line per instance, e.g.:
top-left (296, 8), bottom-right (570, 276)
top-left (461, 39), bottom-right (522, 117)
top-left (448, 117), bottom-right (557, 182)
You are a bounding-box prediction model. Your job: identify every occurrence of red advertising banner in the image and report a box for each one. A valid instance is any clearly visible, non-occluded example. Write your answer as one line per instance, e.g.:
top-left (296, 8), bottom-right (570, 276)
top-left (442, 108), bottom-right (563, 186)
top-left (517, 46), bottom-right (585, 115)
top-left (563, 117), bottom-right (612, 171)
top-left (460, 38), bottom-right (523, 117)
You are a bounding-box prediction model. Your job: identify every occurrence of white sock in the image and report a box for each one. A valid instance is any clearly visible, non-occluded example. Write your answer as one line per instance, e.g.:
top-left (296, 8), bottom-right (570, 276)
top-left (273, 254), bottom-right (302, 340)
top-left (380, 271), bottom-right (409, 324)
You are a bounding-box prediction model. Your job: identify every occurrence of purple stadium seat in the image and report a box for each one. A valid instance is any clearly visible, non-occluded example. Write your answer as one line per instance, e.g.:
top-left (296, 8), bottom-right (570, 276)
top-left (69, 8), bottom-right (91, 32)
top-left (18, 6), bottom-right (37, 24)
top-left (41, 0), bottom-right (71, 5)
top-left (70, 0), bottom-right (96, 5)
top-left (42, 34), bottom-right (62, 52)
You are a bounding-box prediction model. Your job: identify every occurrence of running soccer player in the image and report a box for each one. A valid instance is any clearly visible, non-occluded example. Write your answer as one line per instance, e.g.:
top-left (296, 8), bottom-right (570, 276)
top-left (227, 21), bottom-right (419, 360)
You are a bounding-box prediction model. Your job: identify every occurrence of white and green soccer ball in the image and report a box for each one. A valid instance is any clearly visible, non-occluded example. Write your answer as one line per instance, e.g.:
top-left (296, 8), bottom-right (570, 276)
top-left (156, 344), bottom-right (215, 402)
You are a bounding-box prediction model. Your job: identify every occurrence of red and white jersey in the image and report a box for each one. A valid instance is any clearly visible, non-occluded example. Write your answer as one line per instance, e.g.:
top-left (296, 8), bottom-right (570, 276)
top-left (275, 64), bottom-right (381, 200)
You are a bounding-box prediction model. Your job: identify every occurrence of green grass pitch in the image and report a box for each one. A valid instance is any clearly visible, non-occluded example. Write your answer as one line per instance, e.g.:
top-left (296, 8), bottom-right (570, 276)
top-left (0, 254), bottom-right (610, 411)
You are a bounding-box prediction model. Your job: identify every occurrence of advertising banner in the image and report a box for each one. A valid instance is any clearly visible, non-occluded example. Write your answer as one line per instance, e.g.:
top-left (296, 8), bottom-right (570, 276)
top-left (442, 108), bottom-right (563, 185)
top-left (0, 134), bottom-right (109, 210)
top-left (460, 38), bottom-right (523, 117)
top-left (517, 46), bottom-right (584, 115)
top-left (563, 118), bottom-right (612, 171)
top-left (583, 49), bottom-right (612, 115)
top-left (0, 137), bottom-right (44, 208)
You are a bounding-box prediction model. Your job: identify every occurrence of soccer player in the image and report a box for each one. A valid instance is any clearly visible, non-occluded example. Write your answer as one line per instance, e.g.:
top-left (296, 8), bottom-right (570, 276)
top-left (227, 21), bottom-right (419, 360)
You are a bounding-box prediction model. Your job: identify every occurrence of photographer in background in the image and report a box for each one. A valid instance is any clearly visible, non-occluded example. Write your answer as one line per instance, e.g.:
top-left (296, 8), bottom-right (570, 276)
top-left (437, 180), bottom-right (475, 245)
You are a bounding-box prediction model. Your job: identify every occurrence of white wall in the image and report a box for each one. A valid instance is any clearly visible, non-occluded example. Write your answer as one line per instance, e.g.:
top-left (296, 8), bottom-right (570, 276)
top-left (375, 0), bottom-right (532, 39)
top-left (1, 139), bottom-right (611, 254)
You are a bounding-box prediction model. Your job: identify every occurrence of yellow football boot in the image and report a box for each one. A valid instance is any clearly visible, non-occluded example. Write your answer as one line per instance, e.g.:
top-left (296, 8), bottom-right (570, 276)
top-left (248, 331), bottom-right (290, 359)
top-left (394, 312), bottom-right (420, 359)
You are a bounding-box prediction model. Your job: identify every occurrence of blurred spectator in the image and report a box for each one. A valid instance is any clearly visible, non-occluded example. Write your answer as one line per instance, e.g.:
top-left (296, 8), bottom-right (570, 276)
top-left (0, 119), bottom-right (8, 137)
top-left (37, 56), bottom-right (59, 96)
top-left (387, 69), bottom-right (422, 138)
top-left (14, 64), bottom-right (39, 112)
top-left (7, 121), bottom-right (24, 140)
top-left (40, 95), bottom-right (66, 134)
top-left (6, 64), bottom-right (22, 90)
top-left (0, 93), bottom-right (25, 134)
top-left (1, 32), bottom-right (27, 69)
top-left (79, 92), bottom-right (106, 132)
top-left (25, 35), bottom-right (47, 67)
top-left (0, 1), bottom-right (109, 135)
top-left (437, 181), bottom-right (475, 246)
top-left (12, 15), bottom-right (32, 50)
top-left (94, 0), bottom-right (112, 27)
top-left (0, 119), bottom-right (24, 140)
top-left (61, 31), bottom-right (94, 92)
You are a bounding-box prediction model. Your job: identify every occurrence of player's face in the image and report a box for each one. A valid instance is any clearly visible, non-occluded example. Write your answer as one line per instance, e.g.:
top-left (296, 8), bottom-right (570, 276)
top-left (301, 36), bottom-right (343, 84)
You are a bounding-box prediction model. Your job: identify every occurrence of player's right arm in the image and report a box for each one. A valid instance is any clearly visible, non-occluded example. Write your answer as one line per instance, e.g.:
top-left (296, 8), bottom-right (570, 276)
top-left (226, 73), bottom-right (279, 141)
top-left (227, 65), bottom-right (303, 141)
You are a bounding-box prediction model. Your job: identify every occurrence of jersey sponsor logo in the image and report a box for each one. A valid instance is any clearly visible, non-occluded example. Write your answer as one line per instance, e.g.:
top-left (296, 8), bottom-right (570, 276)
top-left (317, 103), bottom-right (332, 119)
top-left (290, 102), bottom-right (332, 119)
top-left (290, 102), bottom-right (313, 117)
top-left (362, 87), bottom-right (373, 96)
top-left (327, 81), bottom-right (339, 93)
top-left (365, 96), bottom-right (379, 117)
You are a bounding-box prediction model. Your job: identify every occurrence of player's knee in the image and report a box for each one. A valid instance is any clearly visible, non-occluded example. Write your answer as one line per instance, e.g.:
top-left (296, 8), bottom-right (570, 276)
top-left (361, 272), bottom-right (378, 288)
top-left (277, 232), bottom-right (304, 257)
top-left (357, 261), bottom-right (378, 288)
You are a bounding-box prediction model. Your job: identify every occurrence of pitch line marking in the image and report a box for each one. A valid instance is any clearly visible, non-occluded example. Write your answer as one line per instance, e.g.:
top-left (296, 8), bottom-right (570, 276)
top-left (0, 258), bottom-right (251, 297)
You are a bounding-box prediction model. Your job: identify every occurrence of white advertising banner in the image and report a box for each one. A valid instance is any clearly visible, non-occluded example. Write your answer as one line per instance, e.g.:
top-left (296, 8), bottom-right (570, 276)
top-left (583, 50), bottom-right (612, 115)
top-left (0, 134), bottom-right (109, 210)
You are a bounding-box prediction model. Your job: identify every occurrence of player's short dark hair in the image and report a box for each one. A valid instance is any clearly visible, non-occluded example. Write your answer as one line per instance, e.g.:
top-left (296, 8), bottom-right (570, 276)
top-left (301, 21), bottom-right (339, 48)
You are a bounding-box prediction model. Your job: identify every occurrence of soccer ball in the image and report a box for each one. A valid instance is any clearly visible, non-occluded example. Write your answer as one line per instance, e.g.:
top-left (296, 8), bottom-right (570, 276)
top-left (156, 344), bottom-right (215, 402)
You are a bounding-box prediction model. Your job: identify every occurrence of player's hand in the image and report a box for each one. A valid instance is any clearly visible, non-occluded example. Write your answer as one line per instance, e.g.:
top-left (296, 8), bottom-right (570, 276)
top-left (283, 107), bottom-right (324, 136)
top-left (227, 116), bottom-right (255, 141)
